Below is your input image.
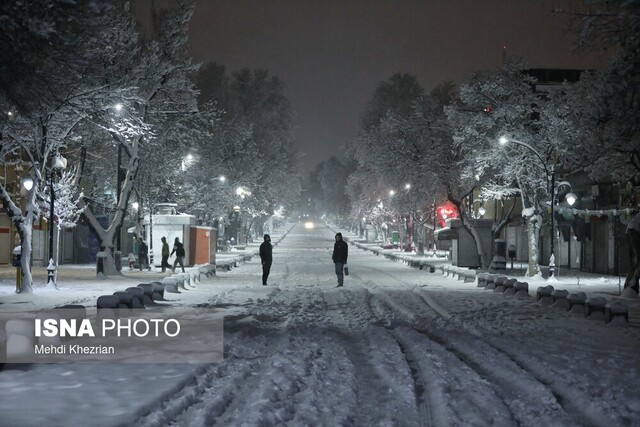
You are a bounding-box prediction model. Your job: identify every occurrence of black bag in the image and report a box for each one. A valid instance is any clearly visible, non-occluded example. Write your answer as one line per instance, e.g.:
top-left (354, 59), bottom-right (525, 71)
top-left (344, 266), bottom-right (349, 276)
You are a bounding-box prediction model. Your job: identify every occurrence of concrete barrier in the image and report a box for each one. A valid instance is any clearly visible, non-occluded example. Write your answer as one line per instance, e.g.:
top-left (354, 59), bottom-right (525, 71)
top-left (125, 287), bottom-right (146, 308)
top-left (568, 292), bottom-right (587, 314)
top-left (488, 275), bottom-right (507, 290)
top-left (536, 285), bottom-right (554, 304)
top-left (551, 289), bottom-right (570, 310)
top-left (494, 276), bottom-right (508, 293)
top-left (172, 275), bottom-right (186, 290)
top-left (585, 297), bottom-right (607, 319)
top-left (503, 278), bottom-right (518, 295)
top-left (162, 277), bottom-right (180, 293)
top-left (476, 272), bottom-right (489, 288)
top-left (150, 281), bottom-right (165, 300)
top-left (605, 302), bottom-right (629, 324)
top-left (484, 274), bottom-right (497, 289)
top-left (97, 295), bottom-right (120, 309)
top-left (137, 284), bottom-right (156, 305)
top-left (178, 273), bottom-right (191, 288)
top-left (113, 291), bottom-right (134, 309)
top-left (514, 281), bottom-right (529, 298)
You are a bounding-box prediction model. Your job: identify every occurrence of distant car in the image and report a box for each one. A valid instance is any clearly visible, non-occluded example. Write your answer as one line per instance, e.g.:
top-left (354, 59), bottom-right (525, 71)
top-left (304, 221), bottom-right (314, 229)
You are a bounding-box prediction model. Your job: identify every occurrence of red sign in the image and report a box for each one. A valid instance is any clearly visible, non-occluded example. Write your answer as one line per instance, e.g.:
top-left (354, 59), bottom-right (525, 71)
top-left (437, 202), bottom-right (458, 227)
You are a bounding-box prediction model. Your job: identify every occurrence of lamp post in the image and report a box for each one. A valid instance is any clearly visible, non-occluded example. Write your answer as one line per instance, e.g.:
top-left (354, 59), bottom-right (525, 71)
top-left (499, 136), bottom-right (574, 279)
top-left (48, 153), bottom-right (67, 287)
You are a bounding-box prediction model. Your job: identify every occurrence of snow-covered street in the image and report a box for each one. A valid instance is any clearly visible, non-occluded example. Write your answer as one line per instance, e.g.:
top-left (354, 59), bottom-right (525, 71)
top-left (1, 221), bottom-right (640, 426)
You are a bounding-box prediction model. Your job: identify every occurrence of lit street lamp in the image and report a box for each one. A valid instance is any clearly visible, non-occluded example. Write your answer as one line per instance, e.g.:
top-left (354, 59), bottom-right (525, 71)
top-left (22, 176), bottom-right (34, 192)
top-left (499, 135), bottom-right (574, 279)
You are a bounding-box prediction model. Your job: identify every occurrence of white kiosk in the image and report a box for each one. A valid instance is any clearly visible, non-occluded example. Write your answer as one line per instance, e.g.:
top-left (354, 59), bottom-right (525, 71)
top-left (148, 203), bottom-right (196, 267)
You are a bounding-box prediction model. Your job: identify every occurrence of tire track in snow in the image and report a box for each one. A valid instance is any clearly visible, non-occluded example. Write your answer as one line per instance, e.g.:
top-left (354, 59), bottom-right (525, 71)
top-left (357, 261), bottom-right (608, 425)
top-left (319, 288), bottom-right (423, 426)
top-left (373, 287), bottom-right (605, 426)
top-left (358, 288), bottom-right (435, 427)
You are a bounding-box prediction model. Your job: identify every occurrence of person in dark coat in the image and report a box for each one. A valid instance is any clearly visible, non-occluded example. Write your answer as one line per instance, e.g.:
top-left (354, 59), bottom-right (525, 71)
top-left (160, 236), bottom-right (171, 273)
top-left (332, 232), bottom-right (348, 287)
top-left (170, 237), bottom-right (185, 273)
top-left (138, 237), bottom-right (149, 271)
top-left (259, 234), bottom-right (273, 286)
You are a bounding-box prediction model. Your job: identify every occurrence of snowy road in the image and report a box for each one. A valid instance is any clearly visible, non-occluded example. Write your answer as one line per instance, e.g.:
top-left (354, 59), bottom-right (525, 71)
top-left (2, 221), bottom-right (640, 426)
top-left (132, 222), bottom-right (640, 427)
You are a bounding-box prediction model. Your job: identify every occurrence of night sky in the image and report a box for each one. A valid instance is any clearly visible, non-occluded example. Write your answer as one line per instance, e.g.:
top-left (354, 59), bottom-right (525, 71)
top-left (136, 0), bottom-right (607, 171)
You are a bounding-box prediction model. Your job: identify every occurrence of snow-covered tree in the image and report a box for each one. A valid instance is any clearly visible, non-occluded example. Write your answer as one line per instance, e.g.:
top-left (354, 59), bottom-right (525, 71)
top-left (347, 73), bottom-right (432, 244)
top-left (560, 0), bottom-right (640, 291)
top-left (40, 168), bottom-right (85, 288)
top-left (75, 2), bottom-right (199, 276)
top-left (189, 65), bottom-right (302, 236)
top-left (0, 1), bottom-right (126, 292)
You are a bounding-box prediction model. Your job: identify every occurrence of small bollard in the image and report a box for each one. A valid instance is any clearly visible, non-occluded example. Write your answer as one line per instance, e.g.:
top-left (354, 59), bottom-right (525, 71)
top-left (47, 259), bottom-right (57, 288)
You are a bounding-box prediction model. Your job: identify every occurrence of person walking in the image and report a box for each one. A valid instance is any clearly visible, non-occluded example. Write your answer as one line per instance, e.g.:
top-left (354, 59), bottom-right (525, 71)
top-left (171, 237), bottom-right (185, 273)
top-left (259, 234), bottom-right (273, 286)
top-left (160, 236), bottom-right (171, 273)
top-left (332, 232), bottom-right (348, 287)
top-left (138, 237), bottom-right (149, 271)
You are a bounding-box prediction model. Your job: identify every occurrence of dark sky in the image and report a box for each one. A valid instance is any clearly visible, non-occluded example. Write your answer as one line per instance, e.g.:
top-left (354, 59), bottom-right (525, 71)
top-left (137, 1), bottom-right (606, 171)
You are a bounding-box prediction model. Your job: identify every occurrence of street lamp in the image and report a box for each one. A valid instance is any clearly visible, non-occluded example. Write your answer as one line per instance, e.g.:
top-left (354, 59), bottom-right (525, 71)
top-left (471, 199), bottom-right (486, 218)
top-left (21, 176), bottom-right (34, 191)
top-left (48, 153), bottom-right (67, 288)
top-left (499, 135), bottom-right (574, 279)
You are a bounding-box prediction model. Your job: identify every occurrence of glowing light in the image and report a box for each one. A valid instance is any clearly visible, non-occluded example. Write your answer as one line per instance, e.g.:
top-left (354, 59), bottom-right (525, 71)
top-left (22, 176), bottom-right (34, 191)
top-left (498, 136), bottom-right (509, 145)
top-left (566, 193), bottom-right (577, 206)
top-left (304, 221), bottom-right (314, 229)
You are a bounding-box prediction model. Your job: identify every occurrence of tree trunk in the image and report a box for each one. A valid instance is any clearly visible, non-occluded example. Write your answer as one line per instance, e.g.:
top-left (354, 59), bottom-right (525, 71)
top-left (525, 213), bottom-right (542, 277)
top-left (469, 225), bottom-right (490, 268)
top-left (79, 144), bottom-right (139, 277)
top-left (415, 223), bottom-right (425, 256)
top-left (18, 217), bottom-right (35, 294)
top-left (11, 188), bottom-right (39, 293)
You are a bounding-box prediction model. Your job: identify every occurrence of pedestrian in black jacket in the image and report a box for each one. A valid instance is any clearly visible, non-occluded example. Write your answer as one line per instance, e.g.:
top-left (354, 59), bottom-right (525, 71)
top-left (138, 237), bottom-right (149, 271)
top-left (170, 237), bottom-right (186, 273)
top-left (332, 232), bottom-right (348, 287)
top-left (259, 234), bottom-right (272, 286)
